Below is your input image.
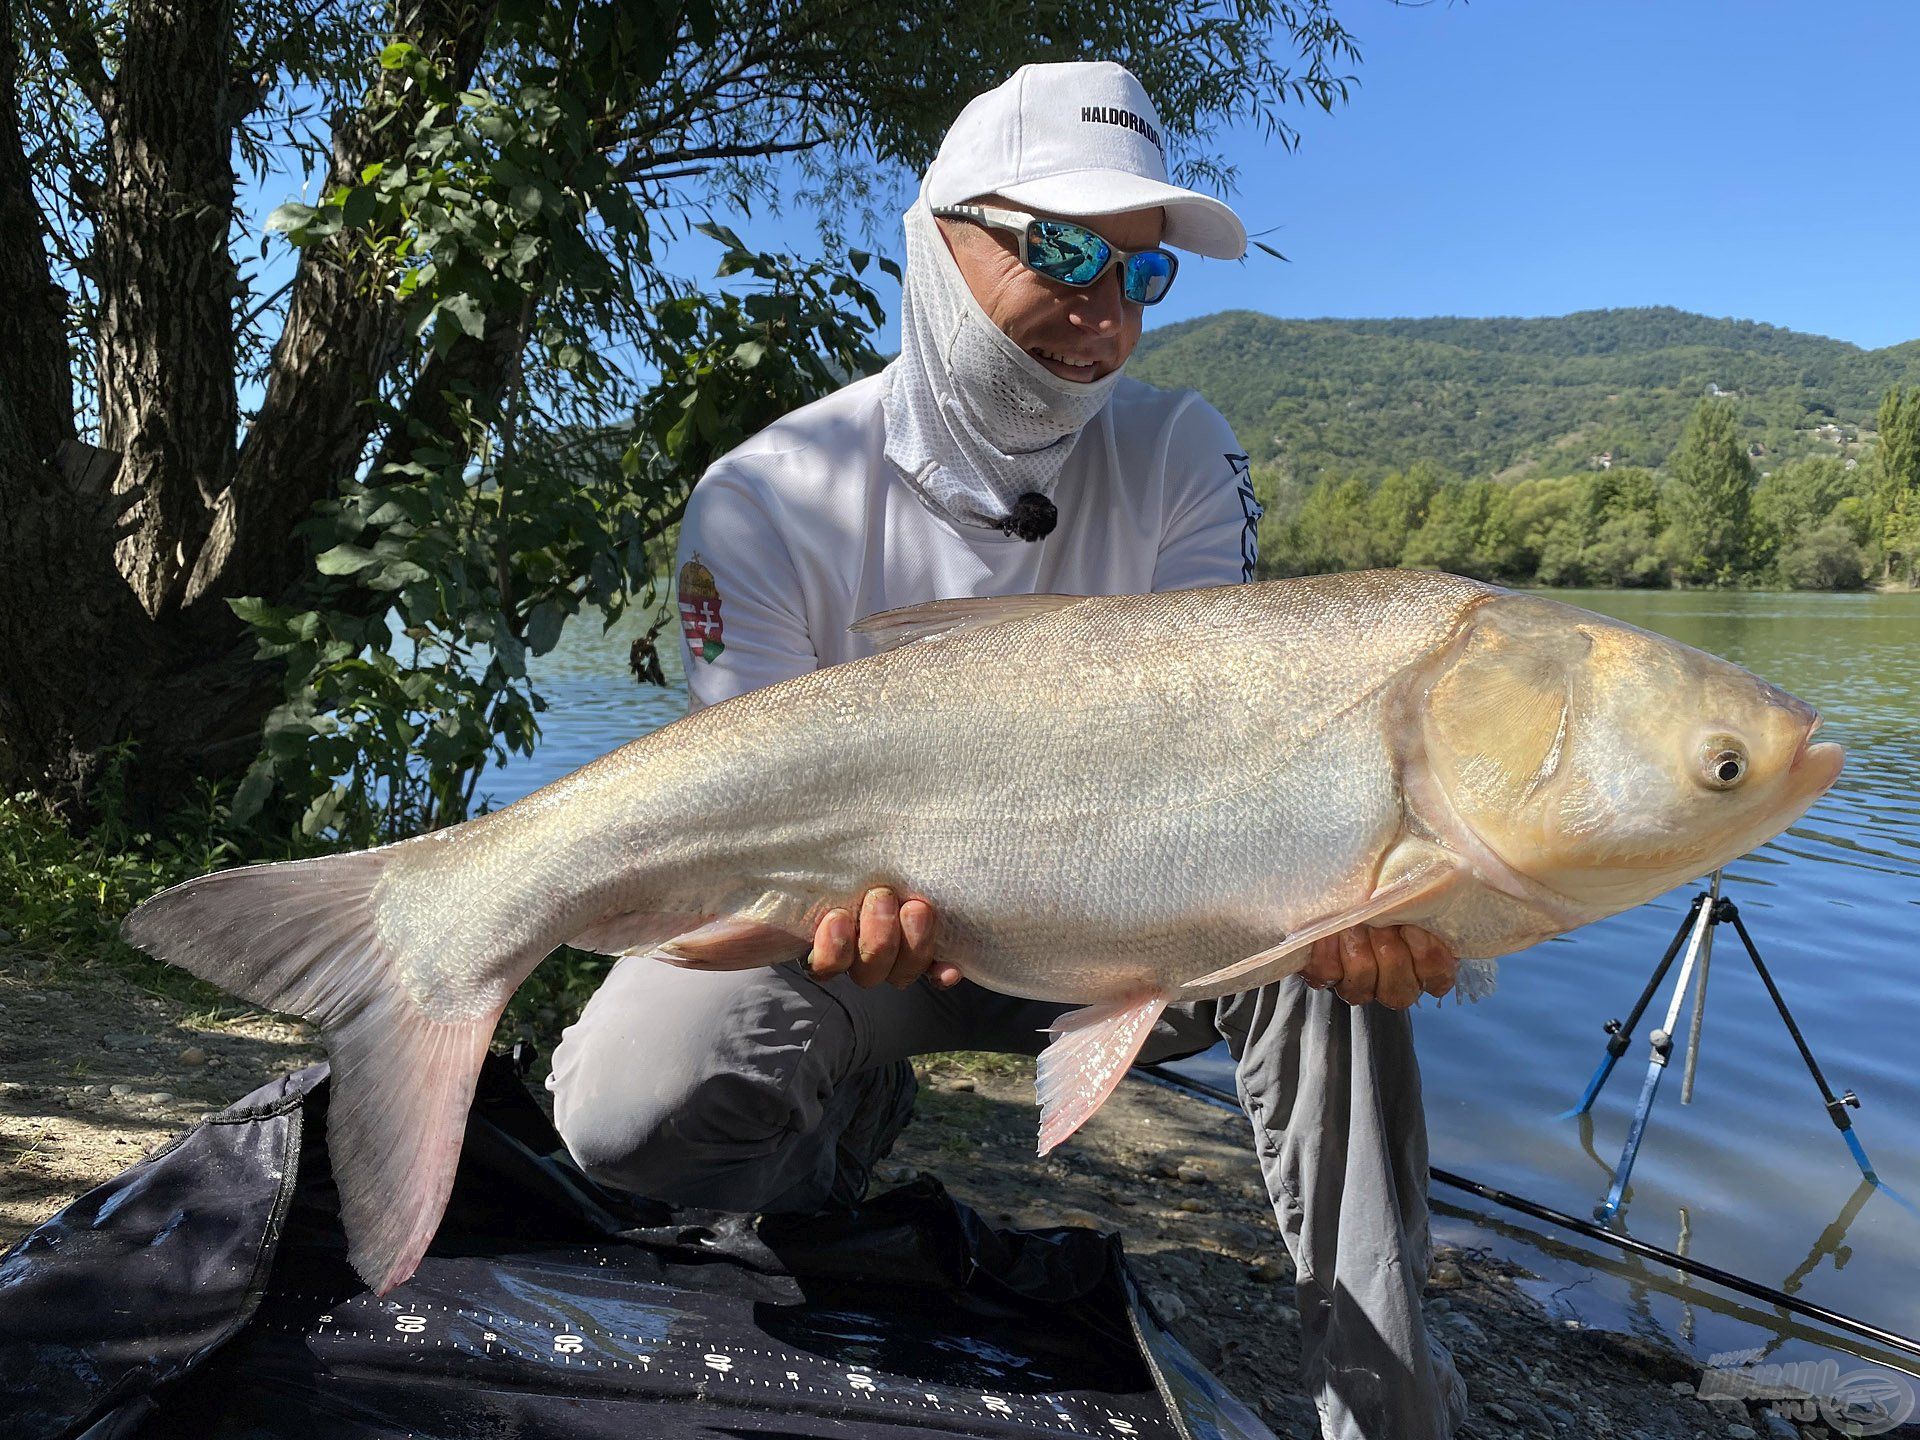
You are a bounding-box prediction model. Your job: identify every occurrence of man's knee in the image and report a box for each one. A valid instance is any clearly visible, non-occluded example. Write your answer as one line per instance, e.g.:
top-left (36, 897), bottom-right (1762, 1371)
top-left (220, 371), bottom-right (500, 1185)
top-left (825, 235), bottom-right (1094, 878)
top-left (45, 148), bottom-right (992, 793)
top-left (549, 1034), bottom-right (740, 1192)
top-left (545, 959), bottom-right (850, 1207)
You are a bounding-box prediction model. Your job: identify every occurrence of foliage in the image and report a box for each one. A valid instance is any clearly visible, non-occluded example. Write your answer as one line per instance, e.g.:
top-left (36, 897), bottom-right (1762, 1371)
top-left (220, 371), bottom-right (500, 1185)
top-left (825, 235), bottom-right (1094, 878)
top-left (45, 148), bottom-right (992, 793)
top-left (1265, 406), bottom-right (1888, 591)
top-left (233, 219), bottom-right (892, 844)
top-left (1130, 307), bottom-right (1920, 483)
top-left (1777, 523), bottom-right (1869, 591)
top-left (0, 773), bottom-right (261, 1009)
top-left (1662, 398), bottom-right (1754, 586)
top-left (1875, 386), bottom-right (1920, 585)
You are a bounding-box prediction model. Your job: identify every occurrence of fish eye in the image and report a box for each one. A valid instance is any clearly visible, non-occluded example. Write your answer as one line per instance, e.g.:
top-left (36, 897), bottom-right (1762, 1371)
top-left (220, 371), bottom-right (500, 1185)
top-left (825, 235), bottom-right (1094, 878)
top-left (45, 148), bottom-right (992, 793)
top-left (1699, 738), bottom-right (1748, 791)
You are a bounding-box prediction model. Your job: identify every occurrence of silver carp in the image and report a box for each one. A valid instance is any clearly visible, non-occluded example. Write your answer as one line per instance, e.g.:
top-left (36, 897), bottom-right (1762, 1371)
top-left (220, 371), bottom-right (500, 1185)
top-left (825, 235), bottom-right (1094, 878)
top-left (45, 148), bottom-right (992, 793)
top-left (123, 571), bottom-right (1843, 1292)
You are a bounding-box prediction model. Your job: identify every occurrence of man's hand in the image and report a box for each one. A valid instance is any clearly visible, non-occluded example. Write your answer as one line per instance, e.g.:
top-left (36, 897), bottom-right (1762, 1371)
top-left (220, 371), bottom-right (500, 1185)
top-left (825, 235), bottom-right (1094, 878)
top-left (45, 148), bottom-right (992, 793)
top-left (1301, 925), bottom-right (1458, 1009)
top-left (808, 888), bottom-right (964, 989)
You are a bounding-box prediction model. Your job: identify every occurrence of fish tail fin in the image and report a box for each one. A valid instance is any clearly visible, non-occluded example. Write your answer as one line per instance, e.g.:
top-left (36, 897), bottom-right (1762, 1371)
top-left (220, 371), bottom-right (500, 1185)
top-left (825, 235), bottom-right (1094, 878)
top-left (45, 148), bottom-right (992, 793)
top-left (122, 850), bottom-right (498, 1295)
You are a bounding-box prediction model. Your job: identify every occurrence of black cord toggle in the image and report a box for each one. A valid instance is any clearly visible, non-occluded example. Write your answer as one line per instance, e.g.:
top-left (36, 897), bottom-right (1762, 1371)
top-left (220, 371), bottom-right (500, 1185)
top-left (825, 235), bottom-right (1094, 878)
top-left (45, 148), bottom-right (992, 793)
top-left (999, 492), bottom-right (1057, 542)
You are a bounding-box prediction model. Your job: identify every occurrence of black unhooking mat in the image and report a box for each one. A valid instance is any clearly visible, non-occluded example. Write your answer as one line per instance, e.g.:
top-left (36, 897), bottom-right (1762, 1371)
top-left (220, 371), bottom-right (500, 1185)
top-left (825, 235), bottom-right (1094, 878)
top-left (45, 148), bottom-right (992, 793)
top-left (1, 1055), bottom-right (1274, 1440)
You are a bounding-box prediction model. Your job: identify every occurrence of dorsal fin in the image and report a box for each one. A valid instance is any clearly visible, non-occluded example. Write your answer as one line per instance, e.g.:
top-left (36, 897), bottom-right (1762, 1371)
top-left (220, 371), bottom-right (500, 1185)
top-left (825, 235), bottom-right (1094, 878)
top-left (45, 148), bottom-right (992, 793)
top-left (850, 593), bottom-right (1086, 652)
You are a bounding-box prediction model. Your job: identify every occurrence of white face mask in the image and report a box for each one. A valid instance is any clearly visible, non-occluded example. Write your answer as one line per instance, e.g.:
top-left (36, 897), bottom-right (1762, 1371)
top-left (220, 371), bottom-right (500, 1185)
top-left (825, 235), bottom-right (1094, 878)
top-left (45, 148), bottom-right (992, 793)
top-left (882, 197), bottom-right (1124, 537)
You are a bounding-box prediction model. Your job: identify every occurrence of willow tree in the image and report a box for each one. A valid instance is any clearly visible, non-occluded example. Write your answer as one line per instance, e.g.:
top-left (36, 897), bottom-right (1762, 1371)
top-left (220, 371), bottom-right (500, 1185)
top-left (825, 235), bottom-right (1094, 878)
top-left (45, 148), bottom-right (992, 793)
top-left (1, 0), bottom-right (1376, 834)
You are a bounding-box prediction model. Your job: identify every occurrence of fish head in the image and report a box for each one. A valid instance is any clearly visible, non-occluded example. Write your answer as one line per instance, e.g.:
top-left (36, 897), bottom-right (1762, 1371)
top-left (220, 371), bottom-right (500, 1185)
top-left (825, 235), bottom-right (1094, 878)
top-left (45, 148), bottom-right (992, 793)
top-left (1420, 593), bottom-right (1844, 912)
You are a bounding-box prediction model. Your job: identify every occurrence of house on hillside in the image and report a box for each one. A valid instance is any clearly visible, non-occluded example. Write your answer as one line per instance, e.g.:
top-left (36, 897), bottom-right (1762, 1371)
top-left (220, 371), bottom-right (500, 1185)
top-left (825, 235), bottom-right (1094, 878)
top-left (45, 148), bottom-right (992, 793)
top-left (1588, 450), bottom-right (1615, 470)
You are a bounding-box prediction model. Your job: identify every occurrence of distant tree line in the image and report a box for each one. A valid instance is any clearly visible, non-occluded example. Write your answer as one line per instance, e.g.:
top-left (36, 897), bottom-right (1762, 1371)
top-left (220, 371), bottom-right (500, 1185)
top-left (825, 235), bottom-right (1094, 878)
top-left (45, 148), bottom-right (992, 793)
top-left (1258, 389), bottom-right (1920, 591)
top-left (1129, 307), bottom-right (1920, 484)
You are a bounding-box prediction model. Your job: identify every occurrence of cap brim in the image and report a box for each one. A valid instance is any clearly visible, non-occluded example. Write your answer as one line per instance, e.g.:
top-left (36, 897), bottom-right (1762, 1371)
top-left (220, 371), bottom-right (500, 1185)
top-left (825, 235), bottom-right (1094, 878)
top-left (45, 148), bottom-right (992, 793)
top-left (992, 169), bottom-right (1247, 260)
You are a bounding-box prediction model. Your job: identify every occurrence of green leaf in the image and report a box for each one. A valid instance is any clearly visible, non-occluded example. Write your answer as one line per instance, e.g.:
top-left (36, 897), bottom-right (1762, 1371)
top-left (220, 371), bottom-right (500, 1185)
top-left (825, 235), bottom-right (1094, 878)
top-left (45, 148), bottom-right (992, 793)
top-left (315, 544), bottom-right (381, 575)
top-left (300, 786), bottom-right (346, 838)
top-left (339, 186), bottom-right (380, 230)
top-left (508, 183), bottom-right (546, 220)
top-left (379, 41), bottom-right (418, 71)
top-left (227, 595), bottom-right (277, 625)
top-left (492, 628), bottom-right (527, 679)
top-left (230, 759), bottom-right (276, 827)
top-left (369, 559), bottom-right (433, 590)
top-left (439, 294), bottom-right (488, 339)
top-left (694, 221), bottom-right (745, 251)
top-left (525, 600), bottom-right (566, 656)
top-left (264, 202), bottom-right (319, 234)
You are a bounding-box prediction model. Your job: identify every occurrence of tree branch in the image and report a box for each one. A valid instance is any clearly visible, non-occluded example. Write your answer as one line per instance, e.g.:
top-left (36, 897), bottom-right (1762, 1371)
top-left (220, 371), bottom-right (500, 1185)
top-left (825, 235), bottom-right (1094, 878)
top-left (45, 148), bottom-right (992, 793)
top-left (40, 0), bottom-right (111, 116)
top-left (612, 134), bottom-right (820, 179)
top-left (194, 0), bottom-right (500, 609)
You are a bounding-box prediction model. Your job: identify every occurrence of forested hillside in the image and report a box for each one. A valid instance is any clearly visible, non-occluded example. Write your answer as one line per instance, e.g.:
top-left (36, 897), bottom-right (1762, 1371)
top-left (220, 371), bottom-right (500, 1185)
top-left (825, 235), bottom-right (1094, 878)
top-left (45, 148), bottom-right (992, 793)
top-left (1129, 307), bottom-right (1920, 481)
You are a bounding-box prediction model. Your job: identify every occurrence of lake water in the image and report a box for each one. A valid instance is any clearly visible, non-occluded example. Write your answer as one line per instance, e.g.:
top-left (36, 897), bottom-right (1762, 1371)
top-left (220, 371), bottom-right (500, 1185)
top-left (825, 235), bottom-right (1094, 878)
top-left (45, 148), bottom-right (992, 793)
top-left (488, 588), bottom-right (1920, 1377)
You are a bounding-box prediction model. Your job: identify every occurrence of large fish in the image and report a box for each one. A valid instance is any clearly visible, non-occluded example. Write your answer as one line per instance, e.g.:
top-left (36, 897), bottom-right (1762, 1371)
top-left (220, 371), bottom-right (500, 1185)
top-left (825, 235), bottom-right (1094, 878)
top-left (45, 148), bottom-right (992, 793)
top-left (123, 571), bottom-right (1843, 1292)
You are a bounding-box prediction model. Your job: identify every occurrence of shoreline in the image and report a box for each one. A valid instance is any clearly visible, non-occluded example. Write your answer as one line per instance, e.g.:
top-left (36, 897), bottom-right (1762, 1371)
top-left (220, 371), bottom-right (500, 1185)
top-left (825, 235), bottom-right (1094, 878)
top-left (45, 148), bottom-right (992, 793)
top-left (2, 948), bottom-right (1912, 1439)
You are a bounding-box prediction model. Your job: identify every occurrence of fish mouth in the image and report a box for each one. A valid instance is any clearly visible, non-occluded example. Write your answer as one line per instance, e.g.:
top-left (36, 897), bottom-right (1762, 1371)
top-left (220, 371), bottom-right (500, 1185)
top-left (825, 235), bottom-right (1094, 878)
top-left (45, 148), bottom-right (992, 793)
top-left (1789, 715), bottom-right (1845, 796)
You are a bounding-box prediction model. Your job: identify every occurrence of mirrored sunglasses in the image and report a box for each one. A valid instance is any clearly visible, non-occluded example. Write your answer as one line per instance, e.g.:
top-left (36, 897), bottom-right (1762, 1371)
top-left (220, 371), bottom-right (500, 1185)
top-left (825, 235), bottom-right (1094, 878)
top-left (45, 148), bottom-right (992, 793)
top-left (933, 204), bottom-right (1180, 305)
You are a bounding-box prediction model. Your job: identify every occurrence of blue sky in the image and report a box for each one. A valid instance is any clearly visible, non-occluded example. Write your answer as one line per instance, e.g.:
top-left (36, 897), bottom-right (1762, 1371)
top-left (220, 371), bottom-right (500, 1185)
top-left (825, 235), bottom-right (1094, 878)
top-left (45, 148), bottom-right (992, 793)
top-left (697, 1), bottom-right (1918, 354)
top-left (237, 2), bottom-right (1917, 382)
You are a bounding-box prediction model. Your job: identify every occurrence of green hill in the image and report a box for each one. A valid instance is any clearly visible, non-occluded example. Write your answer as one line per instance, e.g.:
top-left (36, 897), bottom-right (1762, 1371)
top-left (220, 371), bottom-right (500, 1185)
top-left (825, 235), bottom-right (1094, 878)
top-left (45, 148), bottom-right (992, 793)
top-left (1128, 306), bottom-right (1920, 481)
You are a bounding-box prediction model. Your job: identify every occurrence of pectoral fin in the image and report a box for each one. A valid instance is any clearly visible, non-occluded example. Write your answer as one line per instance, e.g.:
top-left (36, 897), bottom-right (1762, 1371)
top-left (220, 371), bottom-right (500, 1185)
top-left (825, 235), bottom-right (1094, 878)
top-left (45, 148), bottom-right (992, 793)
top-left (1181, 860), bottom-right (1462, 993)
top-left (1035, 990), bottom-right (1170, 1156)
top-left (569, 910), bottom-right (712, 957)
top-left (569, 894), bottom-right (812, 970)
top-left (657, 915), bottom-right (811, 970)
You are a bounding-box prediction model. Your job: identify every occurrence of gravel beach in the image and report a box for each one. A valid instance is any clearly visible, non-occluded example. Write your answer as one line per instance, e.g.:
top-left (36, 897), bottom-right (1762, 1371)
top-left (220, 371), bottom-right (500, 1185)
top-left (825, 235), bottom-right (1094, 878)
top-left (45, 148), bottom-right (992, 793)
top-left (3, 947), bottom-right (1912, 1440)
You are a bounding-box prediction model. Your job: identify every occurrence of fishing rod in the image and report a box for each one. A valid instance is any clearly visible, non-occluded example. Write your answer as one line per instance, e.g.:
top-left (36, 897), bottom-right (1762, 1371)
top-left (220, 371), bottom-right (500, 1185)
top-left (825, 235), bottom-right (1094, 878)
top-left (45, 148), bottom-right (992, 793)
top-left (1130, 1063), bottom-right (1920, 1364)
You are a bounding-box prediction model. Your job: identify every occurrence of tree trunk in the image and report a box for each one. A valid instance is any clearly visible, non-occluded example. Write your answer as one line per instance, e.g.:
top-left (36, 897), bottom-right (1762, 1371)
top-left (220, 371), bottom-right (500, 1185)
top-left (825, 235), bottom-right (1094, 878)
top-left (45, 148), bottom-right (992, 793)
top-left (94, 0), bottom-right (241, 617)
top-left (0, 0), bottom-right (497, 822)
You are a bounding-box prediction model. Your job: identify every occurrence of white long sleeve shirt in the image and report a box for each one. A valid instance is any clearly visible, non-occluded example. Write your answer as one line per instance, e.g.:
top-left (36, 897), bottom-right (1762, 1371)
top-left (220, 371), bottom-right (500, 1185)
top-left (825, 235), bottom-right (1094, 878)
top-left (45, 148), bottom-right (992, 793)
top-left (673, 372), bottom-right (1258, 710)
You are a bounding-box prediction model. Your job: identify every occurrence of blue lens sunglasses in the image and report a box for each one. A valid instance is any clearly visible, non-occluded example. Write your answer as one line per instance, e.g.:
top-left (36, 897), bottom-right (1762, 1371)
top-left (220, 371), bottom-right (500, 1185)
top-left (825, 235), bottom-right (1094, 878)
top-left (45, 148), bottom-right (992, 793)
top-left (932, 204), bottom-right (1180, 306)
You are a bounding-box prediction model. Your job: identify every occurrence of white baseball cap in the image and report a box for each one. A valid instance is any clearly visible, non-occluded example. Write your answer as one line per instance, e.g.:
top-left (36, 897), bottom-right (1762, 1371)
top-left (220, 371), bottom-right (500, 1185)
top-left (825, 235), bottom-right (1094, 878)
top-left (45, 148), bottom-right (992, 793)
top-left (923, 61), bottom-right (1247, 261)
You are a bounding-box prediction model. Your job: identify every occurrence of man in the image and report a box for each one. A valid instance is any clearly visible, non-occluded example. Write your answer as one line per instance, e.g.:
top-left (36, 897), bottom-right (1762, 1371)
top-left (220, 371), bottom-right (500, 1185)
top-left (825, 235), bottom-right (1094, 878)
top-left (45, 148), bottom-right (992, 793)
top-left (550, 61), bottom-right (1467, 1440)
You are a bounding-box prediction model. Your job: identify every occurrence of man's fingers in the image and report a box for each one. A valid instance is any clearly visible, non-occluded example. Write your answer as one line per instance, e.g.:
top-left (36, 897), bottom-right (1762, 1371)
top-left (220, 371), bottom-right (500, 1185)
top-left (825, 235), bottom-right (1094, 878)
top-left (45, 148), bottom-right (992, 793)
top-left (1404, 926), bottom-right (1459, 998)
top-left (1368, 926), bottom-right (1421, 1010)
top-left (849, 887), bottom-right (902, 988)
top-left (889, 898), bottom-right (937, 989)
top-left (1333, 926), bottom-right (1378, 1006)
top-left (1303, 935), bottom-right (1342, 989)
top-left (927, 961), bottom-right (965, 989)
top-left (807, 908), bottom-right (855, 978)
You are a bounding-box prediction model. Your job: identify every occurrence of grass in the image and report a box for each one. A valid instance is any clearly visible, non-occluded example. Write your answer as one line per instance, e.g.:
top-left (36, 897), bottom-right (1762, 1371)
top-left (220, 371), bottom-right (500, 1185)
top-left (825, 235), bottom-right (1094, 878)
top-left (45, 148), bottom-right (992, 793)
top-left (918, 1050), bottom-right (1032, 1082)
top-left (0, 791), bottom-right (258, 1017)
top-left (0, 789), bottom-right (613, 1056)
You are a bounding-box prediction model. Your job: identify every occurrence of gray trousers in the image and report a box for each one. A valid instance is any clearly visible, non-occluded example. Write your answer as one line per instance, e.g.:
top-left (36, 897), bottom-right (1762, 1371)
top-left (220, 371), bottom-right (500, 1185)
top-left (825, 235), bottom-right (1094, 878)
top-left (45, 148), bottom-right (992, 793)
top-left (547, 960), bottom-right (1465, 1440)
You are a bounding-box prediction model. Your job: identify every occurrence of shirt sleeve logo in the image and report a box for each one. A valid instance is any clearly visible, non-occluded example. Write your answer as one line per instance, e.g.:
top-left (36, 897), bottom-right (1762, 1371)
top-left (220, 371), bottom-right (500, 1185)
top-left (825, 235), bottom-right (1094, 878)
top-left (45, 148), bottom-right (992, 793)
top-left (677, 556), bottom-right (726, 663)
